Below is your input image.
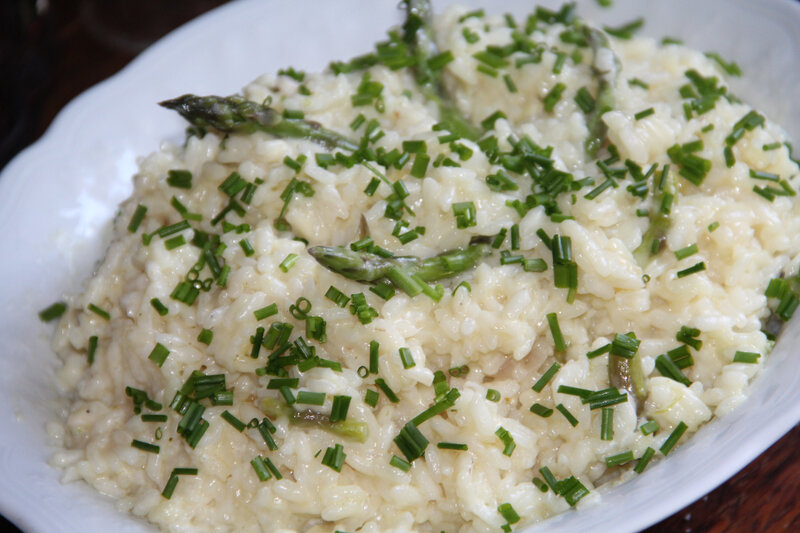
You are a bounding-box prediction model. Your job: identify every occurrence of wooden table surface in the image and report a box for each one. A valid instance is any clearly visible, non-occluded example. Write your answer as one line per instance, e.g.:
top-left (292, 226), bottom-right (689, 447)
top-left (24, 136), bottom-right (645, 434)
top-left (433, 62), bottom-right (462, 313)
top-left (3, 1), bottom-right (800, 531)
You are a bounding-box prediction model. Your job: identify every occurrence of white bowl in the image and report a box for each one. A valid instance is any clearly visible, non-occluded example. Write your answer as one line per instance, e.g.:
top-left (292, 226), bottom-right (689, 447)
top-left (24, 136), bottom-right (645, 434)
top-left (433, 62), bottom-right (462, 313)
top-left (2, 0), bottom-right (799, 531)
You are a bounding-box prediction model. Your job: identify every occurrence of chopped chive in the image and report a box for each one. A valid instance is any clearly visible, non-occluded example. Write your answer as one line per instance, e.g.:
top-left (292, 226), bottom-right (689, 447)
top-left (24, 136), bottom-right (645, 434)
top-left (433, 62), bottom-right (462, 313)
top-left (394, 421), bottom-right (429, 461)
top-left (87, 335), bottom-right (98, 365)
top-left (543, 82), bottom-right (566, 112)
top-left (532, 362), bottom-right (561, 392)
top-left (634, 107), bottom-right (655, 120)
top-left (733, 351), bottom-right (760, 363)
top-left (610, 333), bottom-right (640, 359)
top-left (452, 201), bottom-right (477, 229)
top-left (586, 343), bottom-right (611, 359)
top-left (251, 456), bottom-right (272, 481)
top-left (530, 403), bottom-right (553, 417)
top-left (164, 235), bottom-right (186, 250)
top-left (375, 378), bottom-right (400, 403)
top-left (197, 328), bottom-right (213, 345)
top-left (522, 258), bottom-right (547, 272)
top-left (486, 389), bottom-right (501, 402)
top-left (655, 354), bottom-right (691, 386)
top-left (628, 77), bottom-right (649, 89)
top-left (495, 426), bottom-right (516, 456)
top-left (279, 253), bottom-right (298, 272)
top-left (634, 447), bottom-right (656, 474)
top-left (364, 388), bottom-right (379, 407)
top-left (127, 204), bottom-right (148, 233)
top-left (150, 298), bottom-right (168, 316)
top-left (600, 407), bottom-right (614, 440)
top-left (88, 303), bottom-right (111, 320)
top-left (240, 239), bottom-right (255, 257)
top-left (390, 454), bottom-right (412, 472)
top-left (325, 286), bottom-right (350, 308)
top-left (708, 221), bottom-right (719, 232)
top-left (532, 478), bottom-right (549, 492)
top-left (398, 347), bottom-right (416, 369)
top-left (539, 466), bottom-right (559, 492)
top-left (546, 312), bottom-right (567, 351)
top-left (296, 391), bottom-right (326, 405)
top-left (603, 17), bottom-right (644, 39)
top-left (556, 403), bottom-right (579, 427)
top-left (574, 87), bottom-right (595, 113)
top-left (369, 340), bottom-right (380, 374)
top-left (605, 450), bottom-right (635, 467)
top-left (166, 169), bottom-right (192, 189)
top-left (640, 420), bottom-right (660, 435)
top-left (660, 421), bottom-right (688, 455)
top-left (38, 302), bottom-right (67, 322)
top-left (509, 224), bottom-right (520, 250)
top-left (763, 142), bottom-right (782, 151)
top-left (254, 303), bottom-right (278, 321)
top-left (364, 177), bottom-right (381, 196)
top-left (552, 51), bottom-right (567, 74)
top-left (267, 377), bottom-right (299, 390)
top-left (330, 395), bottom-right (351, 422)
top-left (369, 282), bottom-right (395, 300)
top-left (131, 439), bottom-right (160, 454)
top-left (497, 502), bottom-right (520, 525)
top-left (148, 343), bottom-right (170, 367)
top-left (220, 410), bottom-right (246, 432)
top-left (557, 385), bottom-right (594, 399)
top-left (673, 243), bottom-right (698, 260)
top-left (503, 73), bottom-right (518, 93)
top-left (676, 261), bottom-right (706, 278)
top-left (142, 413), bottom-right (168, 423)
top-left (437, 442), bottom-right (468, 451)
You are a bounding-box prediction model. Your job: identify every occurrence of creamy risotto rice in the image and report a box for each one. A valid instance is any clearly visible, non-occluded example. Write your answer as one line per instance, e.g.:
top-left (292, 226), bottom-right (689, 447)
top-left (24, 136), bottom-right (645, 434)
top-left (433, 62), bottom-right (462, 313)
top-left (46, 2), bottom-right (800, 532)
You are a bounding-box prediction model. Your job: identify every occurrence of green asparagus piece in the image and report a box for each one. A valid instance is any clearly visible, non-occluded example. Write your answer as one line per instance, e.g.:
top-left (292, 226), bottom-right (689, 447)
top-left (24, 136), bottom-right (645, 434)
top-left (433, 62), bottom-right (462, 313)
top-left (609, 353), bottom-right (647, 414)
top-left (403, 0), bottom-right (482, 141)
top-left (260, 397), bottom-right (368, 443)
top-left (309, 242), bottom-right (491, 283)
top-left (633, 165), bottom-right (676, 266)
top-left (160, 94), bottom-right (359, 151)
top-left (582, 24), bottom-right (620, 158)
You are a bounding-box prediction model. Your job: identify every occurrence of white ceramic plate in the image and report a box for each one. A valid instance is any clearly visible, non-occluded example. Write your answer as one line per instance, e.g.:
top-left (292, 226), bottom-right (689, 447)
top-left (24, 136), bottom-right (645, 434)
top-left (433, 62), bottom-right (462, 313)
top-left (2, 0), bottom-right (800, 531)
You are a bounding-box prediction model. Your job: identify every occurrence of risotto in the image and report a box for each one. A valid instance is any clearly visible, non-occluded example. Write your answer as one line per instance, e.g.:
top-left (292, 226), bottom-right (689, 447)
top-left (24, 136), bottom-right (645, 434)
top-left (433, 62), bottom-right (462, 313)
top-left (45, 2), bottom-right (800, 532)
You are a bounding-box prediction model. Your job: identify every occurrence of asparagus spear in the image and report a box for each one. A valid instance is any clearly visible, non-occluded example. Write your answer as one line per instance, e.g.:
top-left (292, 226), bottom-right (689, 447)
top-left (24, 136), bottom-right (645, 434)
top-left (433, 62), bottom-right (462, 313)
top-left (308, 242), bottom-right (491, 283)
top-left (582, 24), bottom-right (620, 158)
top-left (402, 0), bottom-right (482, 141)
top-left (160, 94), bottom-right (359, 151)
top-left (260, 397), bottom-right (368, 442)
top-left (633, 165), bottom-right (676, 266)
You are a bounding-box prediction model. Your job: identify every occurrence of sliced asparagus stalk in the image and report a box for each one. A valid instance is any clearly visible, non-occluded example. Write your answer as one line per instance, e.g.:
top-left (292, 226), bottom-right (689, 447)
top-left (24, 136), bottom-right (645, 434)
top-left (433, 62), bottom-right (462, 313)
top-left (633, 165), bottom-right (676, 266)
top-left (609, 353), bottom-right (647, 414)
top-left (403, 0), bottom-right (482, 141)
top-left (260, 397), bottom-right (368, 443)
top-left (308, 242), bottom-right (491, 283)
top-left (160, 94), bottom-right (359, 151)
top-left (582, 24), bottom-right (620, 158)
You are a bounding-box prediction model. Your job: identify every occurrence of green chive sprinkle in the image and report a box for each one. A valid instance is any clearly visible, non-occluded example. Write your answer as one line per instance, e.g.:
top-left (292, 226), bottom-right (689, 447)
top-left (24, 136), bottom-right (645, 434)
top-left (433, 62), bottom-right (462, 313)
top-left (88, 303), bottom-right (111, 320)
top-left (131, 439), bottom-right (160, 454)
top-left (197, 328), bottom-right (213, 345)
top-left (38, 302), bottom-right (67, 322)
top-left (634, 107), bottom-right (655, 120)
top-left (532, 362), bottom-right (561, 392)
top-left (676, 261), bottom-right (706, 278)
top-left (254, 303), bottom-right (278, 321)
top-left (148, 343), bottom-right (170, 367)
top-left (556, 403), bottom-right (579, 426)
top-left (437, 442), bottom-right (468, 451)
top-left (280, 253), bottom-right (299, 272)
top-left (486, 389), bottom-right (501, 402)
top-left (660, 421), bottom-right (688, 455)
top-left (634, 446), bottom-right (656, 473)
top-left (733, 351), bottom-right (760, 363)
top-left (220, 410), bottom-right (246, 432)
top-left (604, 450), bottom-right (634, 467)
top-left (546, 312), bottom-right (567, 351)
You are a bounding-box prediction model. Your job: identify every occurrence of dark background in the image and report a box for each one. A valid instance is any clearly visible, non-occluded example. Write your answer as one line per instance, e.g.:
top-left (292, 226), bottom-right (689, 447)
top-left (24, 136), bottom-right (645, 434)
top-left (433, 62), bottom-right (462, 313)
top-left (2, 0), bottom-right (800, 531)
